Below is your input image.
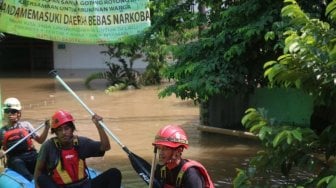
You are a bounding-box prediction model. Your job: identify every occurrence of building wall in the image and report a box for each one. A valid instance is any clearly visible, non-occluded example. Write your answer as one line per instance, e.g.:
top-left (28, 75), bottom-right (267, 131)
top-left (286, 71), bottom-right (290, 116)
top-left (53, 43), bottom-right (148, 72)
top-left (54, 43), bottom-right (107, 69)
top-left (201, 88), bottom-right (313, 129)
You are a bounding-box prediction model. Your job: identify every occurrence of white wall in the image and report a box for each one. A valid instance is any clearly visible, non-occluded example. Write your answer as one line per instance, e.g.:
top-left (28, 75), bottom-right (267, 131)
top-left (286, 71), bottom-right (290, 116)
top-left (54, 43), bottom-right (107, 69)
top-left (53, 43), bottom-right (148, 72)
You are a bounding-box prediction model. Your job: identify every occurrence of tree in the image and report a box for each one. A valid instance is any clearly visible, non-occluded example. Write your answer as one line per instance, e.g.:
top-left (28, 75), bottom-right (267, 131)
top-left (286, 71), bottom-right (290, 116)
top-left (265, 0), bottom-right (336, 106)
top-left (234, 0), bottom-right (336, 187)
top-left (156, 0), bottom-right (284, 102)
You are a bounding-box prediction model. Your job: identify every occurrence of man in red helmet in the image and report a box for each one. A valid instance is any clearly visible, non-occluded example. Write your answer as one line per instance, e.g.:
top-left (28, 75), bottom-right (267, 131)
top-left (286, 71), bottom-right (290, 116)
top-left (152, 125), bottom-right (214, 188)
top-left (34, 110), bottom-right (122, 188)
top-left (0, 97), bottom-right (50, 182)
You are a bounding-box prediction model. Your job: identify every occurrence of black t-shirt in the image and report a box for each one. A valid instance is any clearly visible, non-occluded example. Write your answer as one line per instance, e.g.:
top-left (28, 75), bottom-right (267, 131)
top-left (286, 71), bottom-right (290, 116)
top-left (37, 136), bottom-right (105, 173)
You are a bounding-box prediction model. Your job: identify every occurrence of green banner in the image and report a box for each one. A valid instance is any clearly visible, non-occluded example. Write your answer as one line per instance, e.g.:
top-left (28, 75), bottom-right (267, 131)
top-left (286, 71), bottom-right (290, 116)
top-left (0, 0), bottom-right (150, 44)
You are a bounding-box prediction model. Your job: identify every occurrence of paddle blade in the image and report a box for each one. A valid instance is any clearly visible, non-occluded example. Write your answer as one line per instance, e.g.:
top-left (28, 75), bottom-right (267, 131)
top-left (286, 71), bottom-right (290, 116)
top-left (127, 151), bottom-right (160, 188)
top-left (129, 152), bottom-right (150, 181)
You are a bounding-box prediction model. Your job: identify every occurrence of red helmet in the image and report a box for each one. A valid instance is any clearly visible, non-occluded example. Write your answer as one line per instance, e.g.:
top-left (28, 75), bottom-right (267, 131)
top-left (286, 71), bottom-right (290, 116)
top-left (153, 125), bottom-right (188, 149)
top-left (51, 110), bottom-right (74, 129)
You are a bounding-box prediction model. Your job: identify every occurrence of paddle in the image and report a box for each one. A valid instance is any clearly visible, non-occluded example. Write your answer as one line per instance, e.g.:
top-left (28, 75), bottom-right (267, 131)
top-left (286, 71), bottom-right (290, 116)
top-left (149, 147), bottom-right (158, 188)
top-left (1, 123), bottom-right (45, 157)
top-left (49, 70), bottom-right (160, 187)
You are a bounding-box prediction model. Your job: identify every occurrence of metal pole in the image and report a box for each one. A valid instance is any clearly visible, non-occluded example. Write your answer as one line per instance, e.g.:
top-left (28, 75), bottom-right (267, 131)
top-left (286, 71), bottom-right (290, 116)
top-left (50, 70), bottom-right (125, 148)
top-left (3, 123), bottom-right (45, 155)
top-left (148, 147), bottom-right (157, 188)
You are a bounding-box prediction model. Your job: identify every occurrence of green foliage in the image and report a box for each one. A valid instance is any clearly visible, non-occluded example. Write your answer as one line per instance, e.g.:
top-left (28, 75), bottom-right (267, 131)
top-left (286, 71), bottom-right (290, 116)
top-left (140, 32), bottom-right (168, 85)
top-left (140, 0), bottom-right (199, 86)
top-left (121, 33), bottom-right (168, 86)
top-left (326, 0), bottom-right (336, 21)
top-left (317, 173), bottom-right (336, 188)
top-left (85, 60), bottom-right (140, 91)
top-left (319, 124), bottom-right (336, 160)
top-left (85, 40), bottom-right (141, 91)
top-left (236, 108), bottom-right (326, 187)
top-left (264, 0), bottom-right (336, 105)
top-left (85, 32), bottom-right (167, 89)
top-left (155, 0), bottom-right (284, 102)
top-left (233, 168), bottom-right (252, 188)
top-left (235, 0), bottom-right (336, 187)
top-left (104, 83), bottom-right (127, 94)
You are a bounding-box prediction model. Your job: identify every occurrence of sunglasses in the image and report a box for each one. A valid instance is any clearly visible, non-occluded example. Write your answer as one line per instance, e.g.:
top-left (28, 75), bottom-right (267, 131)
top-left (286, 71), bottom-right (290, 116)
top-left (4, 109), bottom-right (19, 114)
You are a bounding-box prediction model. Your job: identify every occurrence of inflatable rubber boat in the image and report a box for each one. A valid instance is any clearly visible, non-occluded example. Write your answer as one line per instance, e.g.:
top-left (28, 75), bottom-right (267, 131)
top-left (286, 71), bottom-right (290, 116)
top-left (0, 168), bottom-right (100, 188)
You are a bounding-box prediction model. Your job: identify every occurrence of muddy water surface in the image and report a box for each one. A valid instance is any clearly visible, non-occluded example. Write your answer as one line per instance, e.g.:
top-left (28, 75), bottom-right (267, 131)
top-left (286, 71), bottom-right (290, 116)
top-left (0, 72), bottom-right (260, 188)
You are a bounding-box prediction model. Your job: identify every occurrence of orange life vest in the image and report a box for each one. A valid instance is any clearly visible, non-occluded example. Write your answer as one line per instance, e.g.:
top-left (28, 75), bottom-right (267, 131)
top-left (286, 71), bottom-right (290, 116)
top-left (2, 127), bottom-right (33, 153)
top-left (161, 159), bottom-right (214, 188)
top-left (51, 137), bottom-right (88, 185)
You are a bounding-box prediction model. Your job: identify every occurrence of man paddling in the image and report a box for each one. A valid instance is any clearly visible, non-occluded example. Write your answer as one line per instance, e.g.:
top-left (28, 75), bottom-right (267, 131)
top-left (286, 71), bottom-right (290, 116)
top-left (0, 97), bottom-right (50, 182)
top-left (152, 125), bottom-right (214, 188)
top-left (34, 110), bottom-right (122, 188)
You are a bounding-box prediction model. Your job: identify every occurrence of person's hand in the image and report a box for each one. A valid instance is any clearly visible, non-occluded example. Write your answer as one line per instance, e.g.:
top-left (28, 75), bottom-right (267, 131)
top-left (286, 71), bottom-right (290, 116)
top-left (92, 114), bottom-right (103, 125)
top-left (44, 119), bottom-right (51, 129)
top-left (0, 151), bottom-right (5, 159)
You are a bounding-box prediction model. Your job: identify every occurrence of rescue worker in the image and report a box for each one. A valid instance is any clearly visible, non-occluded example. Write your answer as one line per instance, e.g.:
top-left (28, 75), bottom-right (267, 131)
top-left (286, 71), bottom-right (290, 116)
top-left (152, 125), bottom-right (214, 188)
top-left (34, 110), bottom-right (122, 188)
top-left (0, 97), bottom-right (50, 182)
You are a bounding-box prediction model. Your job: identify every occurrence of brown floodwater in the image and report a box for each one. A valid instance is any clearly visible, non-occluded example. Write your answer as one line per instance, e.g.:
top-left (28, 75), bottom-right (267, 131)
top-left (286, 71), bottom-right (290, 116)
top-left (0, 71), bottom-right (261, 188)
